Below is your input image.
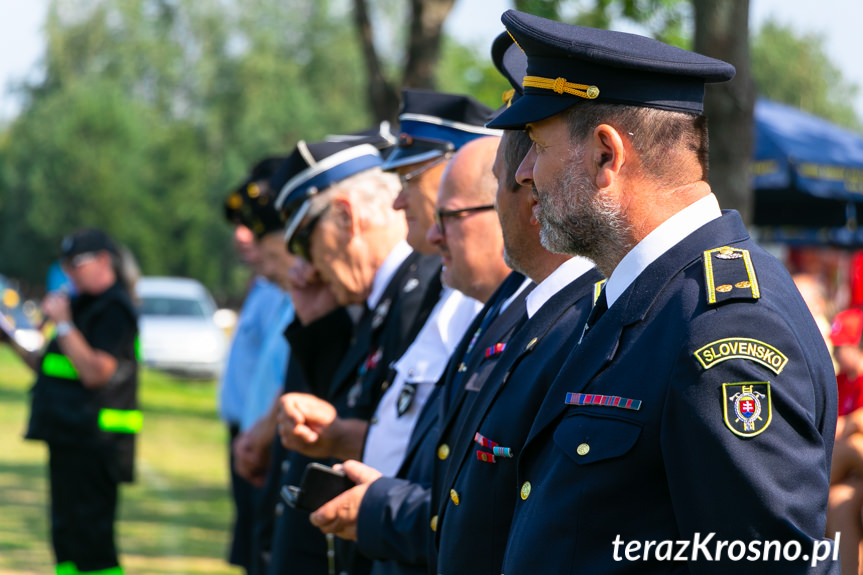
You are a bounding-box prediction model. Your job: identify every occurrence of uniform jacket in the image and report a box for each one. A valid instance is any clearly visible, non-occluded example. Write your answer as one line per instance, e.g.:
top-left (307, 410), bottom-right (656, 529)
top-left (501, 211), bottom-right (838, 575)
top-left (355, 272), bottom-right (533, 575)
top-left (271, 250), bottom-right (442, 575)
top-left (435, 267), bottom-right (603, 575)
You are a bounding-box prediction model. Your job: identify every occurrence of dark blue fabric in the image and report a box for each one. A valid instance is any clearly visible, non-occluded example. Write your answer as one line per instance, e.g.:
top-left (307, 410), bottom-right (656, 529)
top-left (501, 211), bottom-right (838, 575)
top-left (434, 268), bottom-right (602, 575)
top-left (488, 10), bottom-right (735, 129)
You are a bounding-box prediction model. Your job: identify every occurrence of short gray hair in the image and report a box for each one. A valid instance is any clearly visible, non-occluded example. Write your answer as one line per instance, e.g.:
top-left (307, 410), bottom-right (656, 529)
top-left (307, 167), bottom-right (401, 227)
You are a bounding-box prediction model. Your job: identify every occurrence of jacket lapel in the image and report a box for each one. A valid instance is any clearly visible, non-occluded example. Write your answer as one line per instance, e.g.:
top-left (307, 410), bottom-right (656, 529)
top-left (443, 271), bottom-right (601, 489)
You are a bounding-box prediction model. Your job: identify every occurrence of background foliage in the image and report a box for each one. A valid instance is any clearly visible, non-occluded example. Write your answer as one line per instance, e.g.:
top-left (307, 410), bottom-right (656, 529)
top-left (0, 0), bottom-right (859, 302)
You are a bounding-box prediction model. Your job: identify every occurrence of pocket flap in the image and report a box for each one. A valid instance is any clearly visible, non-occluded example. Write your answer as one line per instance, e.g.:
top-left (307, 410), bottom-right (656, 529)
top-left (553, 413), bottom-right (642, 464)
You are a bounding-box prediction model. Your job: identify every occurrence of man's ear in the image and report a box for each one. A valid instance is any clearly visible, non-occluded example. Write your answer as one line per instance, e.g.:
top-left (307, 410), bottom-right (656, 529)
top-left (592, 124), bottom-right (626, 189)
top-left (329, 198), bottom-right (359, 237)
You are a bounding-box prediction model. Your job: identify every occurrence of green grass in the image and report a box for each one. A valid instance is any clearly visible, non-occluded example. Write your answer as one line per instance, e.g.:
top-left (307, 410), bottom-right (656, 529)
top-left (0, 347), bottom-right (243, 575)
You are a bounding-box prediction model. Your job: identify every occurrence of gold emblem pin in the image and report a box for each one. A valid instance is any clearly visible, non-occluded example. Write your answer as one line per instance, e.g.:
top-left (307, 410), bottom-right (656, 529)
top-left (716, 284), bottom-right (733, 293)
top-left (735, 281), bottom-right (751, 289)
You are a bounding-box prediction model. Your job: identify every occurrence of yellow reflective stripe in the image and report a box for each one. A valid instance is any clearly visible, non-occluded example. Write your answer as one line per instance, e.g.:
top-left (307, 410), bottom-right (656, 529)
top-left (98, 409), bottom-right (142, 434)
top-left (42, 353), bottom-right (79, 380)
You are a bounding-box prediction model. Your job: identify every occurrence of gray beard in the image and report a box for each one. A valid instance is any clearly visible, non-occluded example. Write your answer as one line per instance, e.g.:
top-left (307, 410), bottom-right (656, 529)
top-left (534, 154), bottom-right (631, 273)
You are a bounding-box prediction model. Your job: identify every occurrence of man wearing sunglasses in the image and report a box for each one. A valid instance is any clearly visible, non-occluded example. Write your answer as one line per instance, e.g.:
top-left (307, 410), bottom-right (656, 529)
top-left (265, 138), bottom-right (444, 575)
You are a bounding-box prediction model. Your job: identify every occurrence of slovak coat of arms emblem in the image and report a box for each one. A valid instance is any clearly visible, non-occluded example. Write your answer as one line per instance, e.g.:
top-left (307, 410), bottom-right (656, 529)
top-left (722, 382), bottom-right (772, 437)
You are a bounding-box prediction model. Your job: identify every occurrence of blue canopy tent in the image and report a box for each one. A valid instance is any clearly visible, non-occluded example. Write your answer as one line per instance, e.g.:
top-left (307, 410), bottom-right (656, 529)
top-left (751, 99), bottom-right (863, 245)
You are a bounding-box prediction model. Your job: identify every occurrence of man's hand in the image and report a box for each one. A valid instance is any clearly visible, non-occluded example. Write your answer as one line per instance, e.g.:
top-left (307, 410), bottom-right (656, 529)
top-left (42, 292), bottom-right (72, 324)
top-left (233, 426), bottom-right (271, 487)
top-left (277, 393), bottom-right (339, 458)
top-left (286, 259), bottom-right (340, 324)
top-left (309, 460), bottom-right (384, 541)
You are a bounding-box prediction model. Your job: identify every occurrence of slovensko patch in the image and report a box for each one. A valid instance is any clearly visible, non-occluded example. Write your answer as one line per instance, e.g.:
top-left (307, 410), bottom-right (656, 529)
top-left (722, 382), bottom-right (772, 437)
top-left (693, 338), bottom-right (788, 374)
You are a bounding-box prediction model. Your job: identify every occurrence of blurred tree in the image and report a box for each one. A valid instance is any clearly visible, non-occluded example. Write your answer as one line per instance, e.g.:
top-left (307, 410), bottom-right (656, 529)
top-left (752, 19), bottom-right (861, 131)
top-left (353, 0), bottom-right (456, 123)
top-left (694, 0), bottom-right (755, 224)
top-left (0, 0), bottom-right (370, 300)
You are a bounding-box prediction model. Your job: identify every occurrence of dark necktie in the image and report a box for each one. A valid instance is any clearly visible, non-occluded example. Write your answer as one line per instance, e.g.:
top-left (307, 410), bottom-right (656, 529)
top-left (579, 287), bottom-right (608, 344)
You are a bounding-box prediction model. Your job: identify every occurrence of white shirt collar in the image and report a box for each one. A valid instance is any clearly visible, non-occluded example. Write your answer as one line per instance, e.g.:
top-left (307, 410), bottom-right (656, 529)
top-left (367, 240), bottom-right (413, 310)
top-left (499, 277), bottom-right (533, 315)
top-left (605, 194), bottom-right (721, 307)
top-left (526, 256), bottom-right (596, 318)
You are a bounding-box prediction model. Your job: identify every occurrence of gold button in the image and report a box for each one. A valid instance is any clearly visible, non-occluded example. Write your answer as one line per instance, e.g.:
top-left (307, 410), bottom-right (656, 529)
top-left (438, 444), bottom-right (450, 460)
top-left (430, 515), bottom-right (438, 531)
top-left (576, 443), bottom-right (590, 456)
top-left (520, 481), bottom-right (531, 500)
top-left (450, 489), bottom-right (460, 506)
top-left (525, 337), bottom-right (538, 351)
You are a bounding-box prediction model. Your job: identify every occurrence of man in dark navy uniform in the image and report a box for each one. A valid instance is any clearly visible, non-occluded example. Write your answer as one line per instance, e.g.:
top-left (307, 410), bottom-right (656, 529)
top-left (430, 34), bottom-right (602, 575)
top-left (486, 10), bottom-right (838, 574)
top-left (305, 135), bottom-right (517, 575)
top-left (265, 138), bottom-right (442, 575)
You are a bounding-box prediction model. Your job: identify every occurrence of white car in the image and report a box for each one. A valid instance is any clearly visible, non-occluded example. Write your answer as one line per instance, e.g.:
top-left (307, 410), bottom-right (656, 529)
top-left (136, 277), bottom-right (229, 379)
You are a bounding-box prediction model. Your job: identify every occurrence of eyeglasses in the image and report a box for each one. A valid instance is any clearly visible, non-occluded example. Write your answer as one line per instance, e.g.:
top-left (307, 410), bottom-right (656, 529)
top-left (62, 253), bottom-right (97, 269)
top-left (398, 154), bottom-right (452, 190)
top-left (433, 205), bottom-right (496, 238)
top-left (287, 206), bottom-right (329, 261)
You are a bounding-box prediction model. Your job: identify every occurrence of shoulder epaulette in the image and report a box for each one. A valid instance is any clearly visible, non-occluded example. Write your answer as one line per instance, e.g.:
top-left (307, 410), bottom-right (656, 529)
top-left (703, 246), bottom-right (760, 305)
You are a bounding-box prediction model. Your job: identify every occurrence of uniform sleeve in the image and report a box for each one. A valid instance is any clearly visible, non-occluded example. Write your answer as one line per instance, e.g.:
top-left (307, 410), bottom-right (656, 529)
top-left (87, 301), bottom-right (137, 359)
top-left (661, 302), bottom-right (838, 574)
top-left (284, 307), bottom-right (354, 399)
top-left (356, 477), bottom-right (432, 567)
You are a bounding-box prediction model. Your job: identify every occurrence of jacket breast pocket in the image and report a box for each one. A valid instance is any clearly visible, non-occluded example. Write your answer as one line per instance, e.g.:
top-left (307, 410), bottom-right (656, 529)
top-left (553, 413), bottom-right (642, 465)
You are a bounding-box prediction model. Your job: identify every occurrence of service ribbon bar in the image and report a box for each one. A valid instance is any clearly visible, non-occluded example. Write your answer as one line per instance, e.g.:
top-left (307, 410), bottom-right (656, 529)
top-left (474, 432), bottom-right (499, 449)
top-left (477, 450), bottom-right (497, 463)
top-left (565, 392), bottom-right (642, 411)
top-left (492, 446), bottom-right (514, 458)
top-left (485, 343), bottom-right (506, 358)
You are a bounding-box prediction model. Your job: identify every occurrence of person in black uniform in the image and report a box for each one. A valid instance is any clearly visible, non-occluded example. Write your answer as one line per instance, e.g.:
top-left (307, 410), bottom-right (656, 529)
top-left (2, 228), bottom-right (139, 575)
top-left (486, 10), bottom-right (838, 574)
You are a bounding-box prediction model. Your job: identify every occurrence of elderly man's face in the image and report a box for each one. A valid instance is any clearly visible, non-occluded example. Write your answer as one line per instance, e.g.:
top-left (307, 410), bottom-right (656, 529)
top-left (306, 204), bottom-right (370, 306)
top-left (518, 114), bottom-right (627, 261)
top-left (392, 158), bottom-right (448, 255)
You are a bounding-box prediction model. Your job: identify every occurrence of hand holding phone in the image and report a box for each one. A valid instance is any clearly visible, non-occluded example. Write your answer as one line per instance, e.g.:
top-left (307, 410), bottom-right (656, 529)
top-left (281, 462), bottom-right (356, 512)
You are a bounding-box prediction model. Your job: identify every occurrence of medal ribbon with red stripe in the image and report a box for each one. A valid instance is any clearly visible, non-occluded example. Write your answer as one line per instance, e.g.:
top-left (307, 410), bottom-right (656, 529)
top-left (565, 392), bottom-right (642, 411)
